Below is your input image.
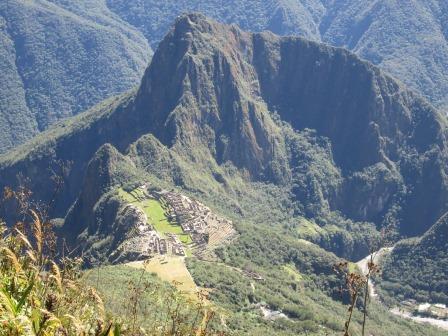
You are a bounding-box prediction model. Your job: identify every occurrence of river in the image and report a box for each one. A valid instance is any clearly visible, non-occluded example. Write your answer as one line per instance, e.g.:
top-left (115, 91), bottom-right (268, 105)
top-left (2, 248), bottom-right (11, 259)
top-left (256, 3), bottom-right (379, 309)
top-left (356, 248), bottom-right (448, 331)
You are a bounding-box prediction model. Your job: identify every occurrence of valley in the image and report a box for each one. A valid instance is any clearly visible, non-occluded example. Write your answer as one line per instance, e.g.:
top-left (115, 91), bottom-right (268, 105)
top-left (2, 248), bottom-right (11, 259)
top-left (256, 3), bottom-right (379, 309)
top-left (1, 11), bottom-right (448, 336)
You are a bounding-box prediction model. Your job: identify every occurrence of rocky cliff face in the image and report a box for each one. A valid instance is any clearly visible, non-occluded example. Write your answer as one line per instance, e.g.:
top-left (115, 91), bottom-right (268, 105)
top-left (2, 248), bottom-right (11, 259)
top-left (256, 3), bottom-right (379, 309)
top-left (135, 14), bottom-right (286, 180)
top-left (3, 1), bottom-right (448, 156)
top-left (1, 14), bottom-right (447, 242)
top-left (135, 13), bottom-right (448, 235)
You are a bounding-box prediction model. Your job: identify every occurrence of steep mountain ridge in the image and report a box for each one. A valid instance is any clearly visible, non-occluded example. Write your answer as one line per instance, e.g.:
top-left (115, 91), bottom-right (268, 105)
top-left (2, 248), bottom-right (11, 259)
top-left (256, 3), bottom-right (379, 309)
top-left (107, 0), bottom-right (448, 112)
top-left (2, 0), bottom-right (448, 156)
top-left (63, 143), bottom-right (140, 242)
top-left (140, 14), bottom-right (448, 235)
top-left (135, 15), bottom-right (285, 180)
top-left (1, 15), bottom-right (448, 334)
top-left (1, 13), bottom-right (447, 245)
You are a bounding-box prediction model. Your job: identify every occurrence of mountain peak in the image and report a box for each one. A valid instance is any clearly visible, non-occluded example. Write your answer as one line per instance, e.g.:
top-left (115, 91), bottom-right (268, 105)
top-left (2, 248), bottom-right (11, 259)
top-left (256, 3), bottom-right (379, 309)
top-left (136, 13), bottom-right (280, 180)
top-left (171, 12), bottom-right (246, 39)
top-left (173, 12), bottom-right (213, 33)
top-left (1, 14), bottom-right (447, 238)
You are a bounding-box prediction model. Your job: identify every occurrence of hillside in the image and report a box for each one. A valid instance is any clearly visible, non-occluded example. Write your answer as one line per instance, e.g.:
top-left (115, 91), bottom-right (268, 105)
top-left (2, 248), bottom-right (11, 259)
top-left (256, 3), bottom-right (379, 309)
top-left (1, 14), bottom-right (448, 335)
top-left (107, 0), bottom-right (448, 112)
top-left (380, 213), bottom-right (448, 305)
top-left (0, 0), bottom-right (150, 153)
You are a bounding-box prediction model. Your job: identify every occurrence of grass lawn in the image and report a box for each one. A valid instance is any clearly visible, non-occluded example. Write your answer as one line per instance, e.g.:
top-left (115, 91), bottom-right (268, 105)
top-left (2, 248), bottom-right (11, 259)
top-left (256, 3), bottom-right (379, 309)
top-left (128, 256), bottom-right (198, 296)
top-left (142, 199), bottom-right (183, 235)
top-left (178, 233), bottom-right (193, 244)
top-left (118, 188), bottom-right (194, 246)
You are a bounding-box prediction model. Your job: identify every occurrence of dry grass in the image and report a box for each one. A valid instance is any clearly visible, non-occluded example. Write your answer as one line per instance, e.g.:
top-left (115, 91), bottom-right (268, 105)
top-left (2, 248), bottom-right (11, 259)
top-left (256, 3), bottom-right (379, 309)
top-left (127, 256), bottom-right (198, 296)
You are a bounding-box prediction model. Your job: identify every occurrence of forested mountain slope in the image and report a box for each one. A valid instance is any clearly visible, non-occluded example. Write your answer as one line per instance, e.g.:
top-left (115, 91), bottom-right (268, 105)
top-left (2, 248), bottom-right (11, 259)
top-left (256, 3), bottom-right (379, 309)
top-left (2, 0), bottom-right (447, 155)
top-left (0, 0), bottom-right (150, 153)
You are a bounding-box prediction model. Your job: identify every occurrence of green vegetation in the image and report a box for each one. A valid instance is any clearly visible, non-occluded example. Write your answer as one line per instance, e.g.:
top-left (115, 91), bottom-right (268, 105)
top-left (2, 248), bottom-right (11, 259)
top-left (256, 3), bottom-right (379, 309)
top-left (0, 190), bottom-right (224, 336)
top-left (1, 187), bottom-right (444, 336)
top-left (144, 199), bottom-right (180, 235)
top-left (118, 188), bottom-right (191, 244)
top-left (83, 263), bottom-right (222, 333)
top-left (118, 187), bottom-right (138, 203)
top-left (3, 12), bottom-right (445, 263)
top-left (0, 211), bottom-right (110, 335)
top-left (283, 264), bottom-right (303, 282)
top-left (2, 0), bottom-right (448, 154)
top-left (296, 217), bottom-right (325, 241)
top-left (0, 0), bottom-right (150, 153)
top-left (187, 249), bottom-right (445, 336)
top-left (348, 262), bottom-right (359, 274)
top-left (379, 213), bottom-right (448, 305)
top-left (1, 12), bottom-right (448, 336)
top-left (127, 256), bottom-right (198, 296)
top-left (178, 234), bottom-right (193, 245)
top-left (0, 92), bottom-right (133, 166)
top-left (191, 222), bottom-right (445, 335)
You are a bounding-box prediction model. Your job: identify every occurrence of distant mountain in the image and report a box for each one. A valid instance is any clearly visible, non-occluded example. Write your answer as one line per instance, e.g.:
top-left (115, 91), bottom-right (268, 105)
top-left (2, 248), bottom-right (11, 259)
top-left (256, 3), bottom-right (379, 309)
top-left (1, 14), bottom-right (447, 335)
top-left (0, 0), bottom-right (150, 153)
top-left (380, 213), bottom-right (448, 305)
top-left (107, 0), bottom-right (448, 112)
